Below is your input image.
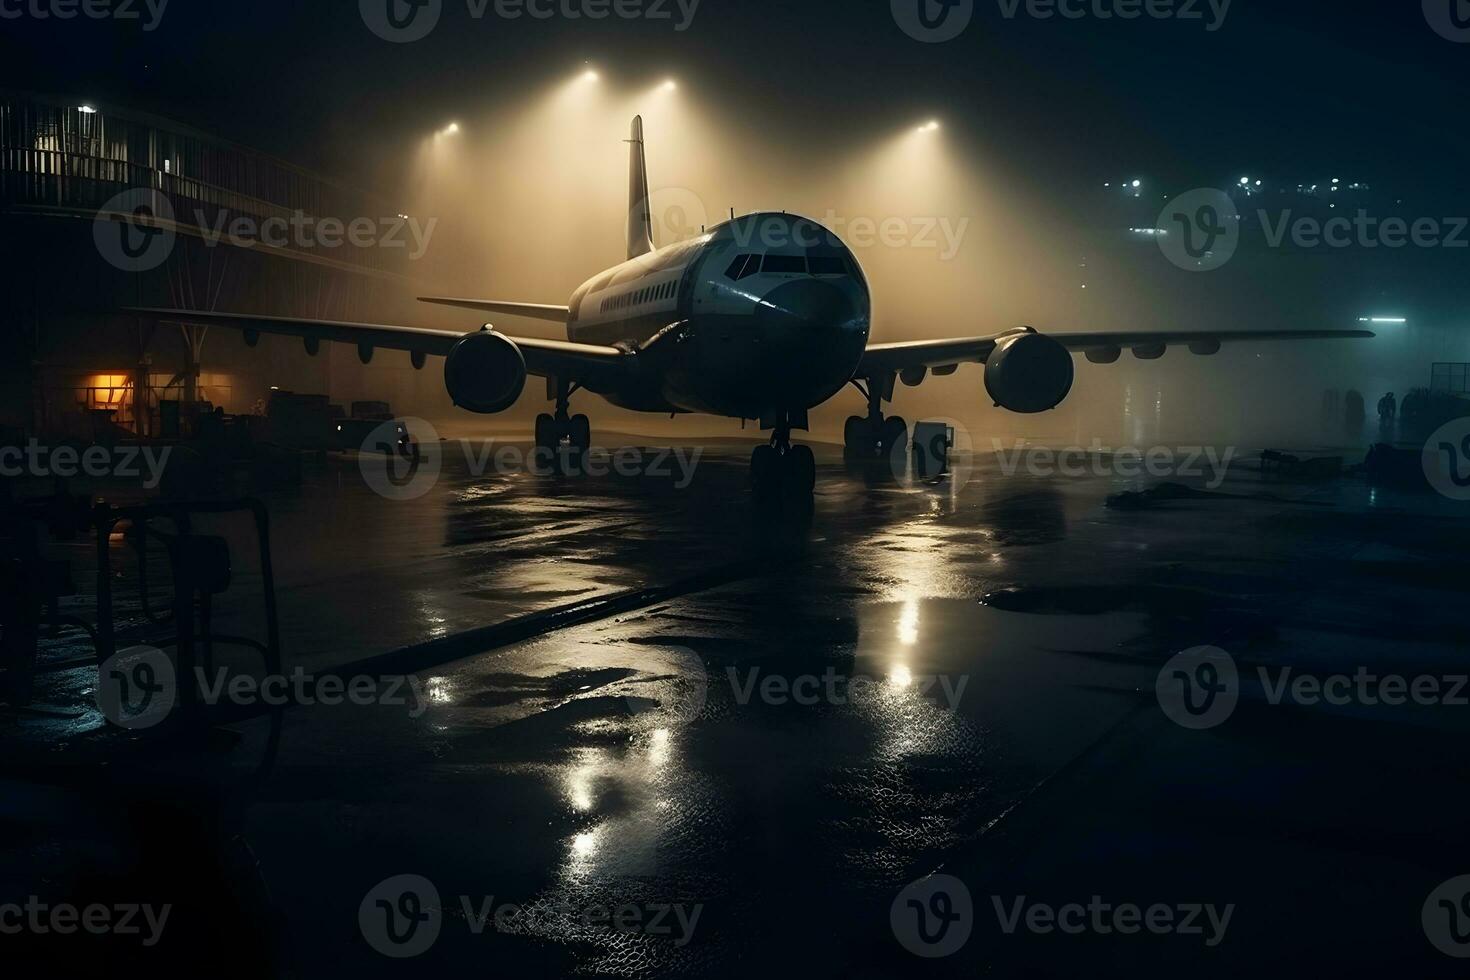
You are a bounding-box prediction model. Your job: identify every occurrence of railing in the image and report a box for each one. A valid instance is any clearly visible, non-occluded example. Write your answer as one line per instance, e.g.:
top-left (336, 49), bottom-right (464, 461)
top-left (3, 148), bottom-right (303, 217)
top-left (1, 93), bottom-right (413, 279)
top-left (1, 149), bottom-right (411, 277)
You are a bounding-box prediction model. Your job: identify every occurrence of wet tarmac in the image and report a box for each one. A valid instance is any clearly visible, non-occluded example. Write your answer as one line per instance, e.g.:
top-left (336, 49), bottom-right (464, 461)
top-left (6, 437), bottom-right (1470, 976)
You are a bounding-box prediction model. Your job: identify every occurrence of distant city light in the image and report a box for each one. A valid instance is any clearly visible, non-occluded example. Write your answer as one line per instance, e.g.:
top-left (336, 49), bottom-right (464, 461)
top-left (1240, 176), bottom-right (1250, 185)
top-left (76, 104), bottom-right (97, 114)
top-left (1131, 179), bottom-right (1141, 188)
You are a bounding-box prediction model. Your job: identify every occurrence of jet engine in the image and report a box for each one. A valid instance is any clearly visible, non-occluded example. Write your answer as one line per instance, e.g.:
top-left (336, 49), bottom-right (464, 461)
top-left (984, 332), bottom-right (1075, 414)
top-left (444, 329), bottom-right (528, 415)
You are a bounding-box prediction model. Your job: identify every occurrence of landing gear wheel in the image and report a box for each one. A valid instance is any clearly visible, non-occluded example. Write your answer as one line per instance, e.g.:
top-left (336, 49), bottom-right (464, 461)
top-left (754, 408), bottom-right (815, 505)
top-left (752, 443), bottom-right (816, 505)
top-left (535, 414), bottom-right (558, 452)
top-left (751, 444), bottom-right (779, 490)
top-left (881, 416), bottom-right (909, 457)
top-left (785, 445), bottom-right (816, 495)
top-left (569, 415), bottom-right (591, 453)
top-left (843, 416), bottom-right (867, 456)
top-left (847, 413), bottom-right (908, 461)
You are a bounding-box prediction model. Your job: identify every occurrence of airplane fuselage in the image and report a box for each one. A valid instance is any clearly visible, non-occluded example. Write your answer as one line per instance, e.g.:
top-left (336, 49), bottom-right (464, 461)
top-left (564, 212), bottom-right (872, 420)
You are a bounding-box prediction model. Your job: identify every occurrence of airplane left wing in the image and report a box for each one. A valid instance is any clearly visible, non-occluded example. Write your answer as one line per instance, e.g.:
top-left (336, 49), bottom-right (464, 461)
top-left (417, 297), bottom-right (571, 323)
top-left (124, 308), bottom-right (627, 383)
top-left (858, 327), bottom-right (1375, 376)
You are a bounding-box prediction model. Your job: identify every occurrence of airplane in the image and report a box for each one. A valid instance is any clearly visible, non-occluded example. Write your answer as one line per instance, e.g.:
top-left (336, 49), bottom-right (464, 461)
top-left (129, 116), bottom-right (1373, 498)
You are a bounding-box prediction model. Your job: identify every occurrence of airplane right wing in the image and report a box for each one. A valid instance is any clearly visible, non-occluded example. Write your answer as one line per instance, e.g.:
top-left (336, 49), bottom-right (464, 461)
top-left (858, 326), bottom-right (1375, 377)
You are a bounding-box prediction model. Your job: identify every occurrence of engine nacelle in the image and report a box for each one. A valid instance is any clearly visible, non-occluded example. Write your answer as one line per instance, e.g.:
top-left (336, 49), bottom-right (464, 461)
top-left (444, 329), bottom-right (527, 415)
top-left (984, 332), bottom-right (1075, 414)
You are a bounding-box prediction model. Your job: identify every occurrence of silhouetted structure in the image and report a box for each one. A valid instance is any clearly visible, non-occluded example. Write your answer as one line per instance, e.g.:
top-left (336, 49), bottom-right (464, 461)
top-left (0, 92), bottom-right (425, 440)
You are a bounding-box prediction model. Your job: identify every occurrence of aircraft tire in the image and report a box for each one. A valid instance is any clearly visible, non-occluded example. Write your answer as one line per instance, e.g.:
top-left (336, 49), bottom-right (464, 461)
top-left (785, 446), bottom-right (816, 495)
top-left (881, 416), bottom-right (909, 457)
top-left (751, 444), bottom-right (779, 490)
top-left (569, 415), bottom-right (591, 453)
top-left (534, 414), bottom-right (557, 451)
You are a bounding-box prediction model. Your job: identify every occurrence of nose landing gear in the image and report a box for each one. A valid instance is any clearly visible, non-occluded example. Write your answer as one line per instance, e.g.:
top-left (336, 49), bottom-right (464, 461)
top-left (751, 416), bottom-right (816, 500)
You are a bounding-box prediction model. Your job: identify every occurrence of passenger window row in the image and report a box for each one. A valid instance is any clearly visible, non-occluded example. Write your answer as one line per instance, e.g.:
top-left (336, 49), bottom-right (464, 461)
top-left (725, 252), bottom-right (853, 281)
top-left (600, 280), bottom-right (678, 314)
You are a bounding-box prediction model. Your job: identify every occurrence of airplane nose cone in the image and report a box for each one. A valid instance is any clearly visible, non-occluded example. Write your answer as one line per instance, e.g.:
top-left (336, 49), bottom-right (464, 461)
top-left (756, 279), bottom-right (864, 336)
top-left (752, 279), bottom-right (870, 407)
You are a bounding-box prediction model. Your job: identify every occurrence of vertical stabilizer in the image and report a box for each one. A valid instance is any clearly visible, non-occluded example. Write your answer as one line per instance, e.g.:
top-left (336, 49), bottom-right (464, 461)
top-left (627, 116), bottom-right (655, 260)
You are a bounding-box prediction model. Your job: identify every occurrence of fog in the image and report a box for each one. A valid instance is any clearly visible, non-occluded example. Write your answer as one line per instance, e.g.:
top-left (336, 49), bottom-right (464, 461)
top-left (327, 64), bottom-right (1444, 453)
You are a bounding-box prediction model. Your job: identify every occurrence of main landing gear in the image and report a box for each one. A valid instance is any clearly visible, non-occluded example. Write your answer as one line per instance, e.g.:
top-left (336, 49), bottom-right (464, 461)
top-left (535, 380), bottom-right (591, 454)
top-left (843, 378), bottom-right (908, 461)
top-left (751, 414), bottom-right (817, 501)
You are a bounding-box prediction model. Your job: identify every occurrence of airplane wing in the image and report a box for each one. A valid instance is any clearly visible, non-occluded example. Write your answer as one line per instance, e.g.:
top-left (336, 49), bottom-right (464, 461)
top-left (124, 308), bottom-right (625, 382)
top-left (418, 296), bottom-right (571, 323)
top-left (859, 327), bottom-right (1375, 376)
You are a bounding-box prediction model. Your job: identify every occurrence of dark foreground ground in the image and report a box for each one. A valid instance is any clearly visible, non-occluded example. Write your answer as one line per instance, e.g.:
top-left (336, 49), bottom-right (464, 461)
top-left (4, 437), bottom-right (1470, 977)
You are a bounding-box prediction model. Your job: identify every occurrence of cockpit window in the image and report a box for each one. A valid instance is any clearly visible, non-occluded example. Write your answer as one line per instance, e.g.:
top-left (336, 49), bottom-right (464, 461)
top-left (724, 252), bottom-right (851, 279)
top-left (762, 254), bottom-right (806, 275)
top-left (724, 254), bottom-right (760, 281)
top-left (806, 254), bottom-right (849, 276)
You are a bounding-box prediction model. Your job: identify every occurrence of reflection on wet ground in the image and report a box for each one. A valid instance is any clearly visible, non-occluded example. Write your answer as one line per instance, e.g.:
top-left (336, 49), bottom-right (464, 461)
top-left (7, 440), bottom-right (1470, 976)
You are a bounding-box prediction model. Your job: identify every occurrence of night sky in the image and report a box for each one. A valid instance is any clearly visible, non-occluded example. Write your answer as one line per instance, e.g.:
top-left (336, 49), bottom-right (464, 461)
top-left (3, 1), bottom-right (1468, 201)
